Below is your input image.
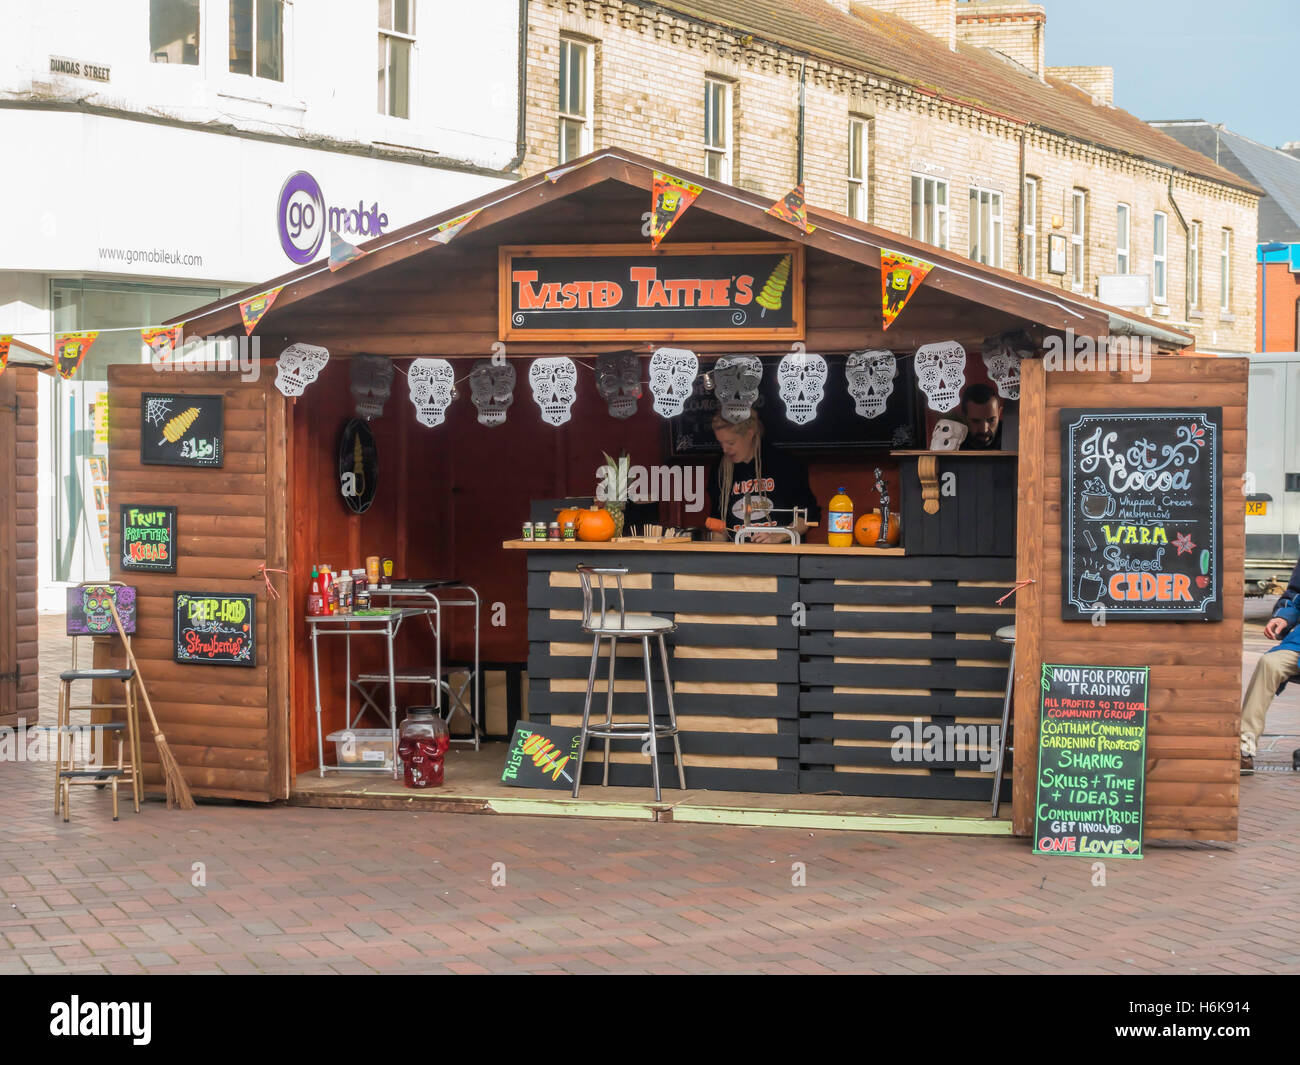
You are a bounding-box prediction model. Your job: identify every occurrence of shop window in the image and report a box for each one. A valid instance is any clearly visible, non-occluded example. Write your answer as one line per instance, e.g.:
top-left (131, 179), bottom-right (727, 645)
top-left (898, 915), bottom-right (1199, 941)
top-left (704, 77), bottom-right (732, 183)
top-left (1220, 228), bottom-right (1233, 311)
top-left (969, 185), bottom-right (1003, 268)
top-left (847, 117), bottom-right (869, 221)
top-left (1116, 202), bottom-right (1130, 273)
top-left (378, 0), bottom-right (415, 119)
top-left (558, 37), bottom-right (592, 164)
top-left (1188, 220), bottom-right (1201, 310)
top-left (1022, 176), bottom-right (1038, 278)
top-left (150, 0), bottom-right (200, 64)
top-left (910, 174), bottom-right (948, 250)
top-left (1153, 211), bottom-right (1168, 305)
top-left (229, 0), bottom-right (283, 81)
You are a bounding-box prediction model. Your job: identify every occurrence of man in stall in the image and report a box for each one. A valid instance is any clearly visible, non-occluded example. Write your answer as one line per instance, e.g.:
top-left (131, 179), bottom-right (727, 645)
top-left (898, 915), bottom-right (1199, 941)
top-left (1239, 551), bottom-right (1300, 773)
top-left (958, 383), bottom-right (1005, 451)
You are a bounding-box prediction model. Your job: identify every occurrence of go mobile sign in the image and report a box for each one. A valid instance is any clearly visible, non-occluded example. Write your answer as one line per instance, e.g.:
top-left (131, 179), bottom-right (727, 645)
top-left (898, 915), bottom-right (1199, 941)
top-left (277, 171), bottom-right (390, 264)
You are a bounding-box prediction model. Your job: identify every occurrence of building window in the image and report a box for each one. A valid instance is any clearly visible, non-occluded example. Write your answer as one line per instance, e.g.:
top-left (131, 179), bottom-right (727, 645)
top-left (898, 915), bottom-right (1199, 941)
top-left (378, 1), bottom-right (415, 119)
top-left (1220, 228), bottom-right (1233, 311)
top-left (1188, 221), bottom-right (1201, 310)
top-left (558, 37), bottom-right (592, 164)
top-left (704, 77), bottom-right (732, 182)
top-left (1153, 211), bottom-right (1168, 305)
top-left (847, 118), bottom-right (868, 221)
top-left (1070, 188), bottom-right (1087, 290)
top-left (1116, 202), bottom-right (1130, 273)
top-left (910, 175), bottom-right (949, 249)
top-left (229, 0), bottom-right (283, 81)
top-left (969, 186), bottom-right (1003, 267)
top-left (1022, 177), bottom-right (1038, 278)
top-left (151, 0), bottom-right (200, 64)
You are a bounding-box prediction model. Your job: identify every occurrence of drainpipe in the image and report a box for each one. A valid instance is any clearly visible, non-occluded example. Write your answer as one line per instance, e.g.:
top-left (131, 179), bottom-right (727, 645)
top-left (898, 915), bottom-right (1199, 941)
top-left (1166, 173), bottom-right (1191, 322)
top-left (797, 60), bottom-right (806, 185)
top-left (504, 0), bottom-right (530, 173)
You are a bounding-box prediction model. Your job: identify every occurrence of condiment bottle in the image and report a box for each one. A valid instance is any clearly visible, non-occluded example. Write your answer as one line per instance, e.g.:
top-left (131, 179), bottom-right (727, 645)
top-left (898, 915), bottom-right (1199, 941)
top-left (338, 570), bottom-right (353, 614)
top-left (827, 486), bottom-right (854, 548)
top-left (320, 565), bottom-right (335, 614)
top-left (307, 566), bottom-right (324, 616)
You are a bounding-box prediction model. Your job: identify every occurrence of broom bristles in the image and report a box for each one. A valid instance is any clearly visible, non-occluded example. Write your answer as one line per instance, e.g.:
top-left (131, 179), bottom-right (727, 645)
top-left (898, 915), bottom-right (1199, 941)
top-left (152, 728), bottom-right (196, 810)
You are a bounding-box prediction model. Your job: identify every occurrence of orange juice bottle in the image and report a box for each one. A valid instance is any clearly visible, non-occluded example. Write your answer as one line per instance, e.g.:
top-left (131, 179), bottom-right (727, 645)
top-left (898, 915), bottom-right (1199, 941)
top-left (827, 487), bottom-right (854, 548)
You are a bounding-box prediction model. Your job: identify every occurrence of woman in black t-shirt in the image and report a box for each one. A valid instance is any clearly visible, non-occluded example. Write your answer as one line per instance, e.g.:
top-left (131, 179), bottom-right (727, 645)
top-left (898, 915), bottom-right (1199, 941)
top-left (707, 413), bottom-right (820, 543)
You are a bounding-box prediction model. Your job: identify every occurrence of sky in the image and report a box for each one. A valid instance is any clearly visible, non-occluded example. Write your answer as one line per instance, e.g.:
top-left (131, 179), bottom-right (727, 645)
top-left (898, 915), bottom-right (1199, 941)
top-left (1037, 0), bottom-right (1300, 148)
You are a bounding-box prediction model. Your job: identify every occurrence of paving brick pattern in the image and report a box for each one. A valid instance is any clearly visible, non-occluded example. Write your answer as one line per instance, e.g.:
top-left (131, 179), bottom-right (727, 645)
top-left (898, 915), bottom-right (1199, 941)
top-left (1, 615), bottom-right (1296, 974)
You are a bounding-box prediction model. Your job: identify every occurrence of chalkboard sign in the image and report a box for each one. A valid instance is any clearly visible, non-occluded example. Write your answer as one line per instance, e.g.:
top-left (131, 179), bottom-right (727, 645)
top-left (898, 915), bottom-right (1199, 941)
top-left (140, 393), bottom-right (224, 467)
top-left (668, 353), bottom-right (919, 456)
top-left (66, 584), bottom-right (136, 636)
top-left (1060, 408), bottom-right (1221, 620)
top-left (173, 592), bottom-right (256, 667)
top-left (119, 504), bottom-right (176, 573)
top-left (499, 243), bottom-right (804, 341)
top-left (1033, 663), bottom-right (1148, 859)
top-left (338, 419), bottom-right (378, 514)
top-left (501, 721), bottom-right (583, 789)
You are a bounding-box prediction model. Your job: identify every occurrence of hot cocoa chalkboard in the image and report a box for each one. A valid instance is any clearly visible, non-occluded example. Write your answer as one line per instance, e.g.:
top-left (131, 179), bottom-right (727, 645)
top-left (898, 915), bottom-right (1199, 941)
top-left (120, 504), bottom-right (176, 573)
top-left (140, 393), bottom-right (224, 467)
top-left (173, 592), bottom-right (256, 667)
top-left (1060, 408), bottom-right (1221, 620)
top-left (1033, 663), bottom-right (1148, 859)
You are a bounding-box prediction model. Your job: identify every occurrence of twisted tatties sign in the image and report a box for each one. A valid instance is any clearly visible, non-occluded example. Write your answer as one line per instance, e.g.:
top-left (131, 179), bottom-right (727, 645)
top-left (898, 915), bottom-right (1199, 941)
top-left (499, 243), bottom-right (804, 341)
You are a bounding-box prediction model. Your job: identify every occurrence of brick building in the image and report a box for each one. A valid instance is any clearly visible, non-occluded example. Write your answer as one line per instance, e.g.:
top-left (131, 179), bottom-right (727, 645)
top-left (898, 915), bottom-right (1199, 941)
top-left (523, 0), bottom-right (1260, 353)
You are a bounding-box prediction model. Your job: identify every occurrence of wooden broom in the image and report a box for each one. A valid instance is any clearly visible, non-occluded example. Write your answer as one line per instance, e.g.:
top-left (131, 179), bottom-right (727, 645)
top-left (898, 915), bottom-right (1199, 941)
top-left (108, 598), bottom-right (195, 810)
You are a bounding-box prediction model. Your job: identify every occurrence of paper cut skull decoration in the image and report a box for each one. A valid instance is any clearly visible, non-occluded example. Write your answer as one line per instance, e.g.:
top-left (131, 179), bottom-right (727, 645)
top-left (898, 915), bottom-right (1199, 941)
top-left (913, 341), bottom-right (967, 413)
top-left (274, 343), bottom-right (330, 398)
top-left (930, 418), bottom-right (968, 451)
top-left (981, 334), bottom-right (1027, 401)
top-left (349, 355), bottom-right (395, 420)
top-left (528, 357), bottom-right (578, 426)
top-left (407, 358), bottom-right (456, 427)
top-left (845, 349), bottom-right (896, 420)
top-left (468, 360), bottom-right (516, 427)
top-left (712, 355), bottom-right (763, 423)
top-left (776, 351), bottom-right (828, 425)
top-left (648, 348), bottom-right (698, 418)
top-left (595, 351), bottom-right (642, 420)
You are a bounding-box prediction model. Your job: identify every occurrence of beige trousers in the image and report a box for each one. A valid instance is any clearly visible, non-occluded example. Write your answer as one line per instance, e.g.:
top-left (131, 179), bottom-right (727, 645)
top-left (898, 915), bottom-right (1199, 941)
top-left (1240, 649), bottom-right (1299, 756)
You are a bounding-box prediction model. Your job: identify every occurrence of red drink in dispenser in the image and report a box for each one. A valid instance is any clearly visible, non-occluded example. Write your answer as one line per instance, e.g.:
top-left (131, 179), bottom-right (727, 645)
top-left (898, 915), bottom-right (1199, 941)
top-left (398, 708), bottom-right (450, 788)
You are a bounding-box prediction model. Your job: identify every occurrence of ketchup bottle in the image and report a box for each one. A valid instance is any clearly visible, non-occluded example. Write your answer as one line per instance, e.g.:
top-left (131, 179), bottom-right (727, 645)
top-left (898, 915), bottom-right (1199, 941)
top-left (306, 566), bottom-right (325, 616)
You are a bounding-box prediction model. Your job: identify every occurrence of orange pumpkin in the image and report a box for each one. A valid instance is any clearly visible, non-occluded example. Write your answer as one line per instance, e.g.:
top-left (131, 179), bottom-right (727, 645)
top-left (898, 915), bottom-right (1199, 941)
top-left (854, 510), bottom-right (900, 546)
top-left (576, 507), bottom-right (616, 542)
top-left (556, 508), bottom-right (583, 529)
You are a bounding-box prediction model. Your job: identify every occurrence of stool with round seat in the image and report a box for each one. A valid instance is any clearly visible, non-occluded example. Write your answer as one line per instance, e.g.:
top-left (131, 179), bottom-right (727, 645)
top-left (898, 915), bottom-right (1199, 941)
top-left (572, 564), bottom-right (685, 802)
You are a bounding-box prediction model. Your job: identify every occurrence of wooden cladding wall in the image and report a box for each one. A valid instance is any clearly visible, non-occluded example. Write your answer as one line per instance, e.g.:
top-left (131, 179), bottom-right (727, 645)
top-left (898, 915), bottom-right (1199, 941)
top-left (1012, 357), bottom-right (1246, 840)
top-left (799, 555), bottom-right (1015, 801)
top-left (107, 368), bottom-right (289, 802)
top-left (0, 367), bottom-right (40, 726)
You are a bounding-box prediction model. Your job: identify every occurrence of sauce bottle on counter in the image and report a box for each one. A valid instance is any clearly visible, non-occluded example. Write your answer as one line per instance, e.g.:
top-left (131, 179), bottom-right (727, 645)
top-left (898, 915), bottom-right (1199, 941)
top-left (319, 565), bottom-right (335, 614)
top-left (827, 487), bottom-right (854, 548)
top-left (306, 566), bottom-right (325, 616)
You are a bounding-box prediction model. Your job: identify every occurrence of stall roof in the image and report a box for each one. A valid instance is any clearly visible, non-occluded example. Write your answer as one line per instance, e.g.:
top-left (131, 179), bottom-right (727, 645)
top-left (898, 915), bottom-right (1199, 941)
top-left (172, 147), bottom-right (1192, 348)
top-left (4, 338), bottom-right (54, 371)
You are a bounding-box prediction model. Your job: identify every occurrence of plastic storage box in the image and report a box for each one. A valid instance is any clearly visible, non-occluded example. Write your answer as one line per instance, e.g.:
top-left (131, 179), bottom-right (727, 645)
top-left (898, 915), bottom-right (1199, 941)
top-left (325, 728), bottom-right (395, 769)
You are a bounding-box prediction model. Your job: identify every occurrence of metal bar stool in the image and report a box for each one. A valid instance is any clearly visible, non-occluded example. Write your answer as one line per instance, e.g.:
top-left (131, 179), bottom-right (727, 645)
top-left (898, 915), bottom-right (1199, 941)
top-left (573, 564), bottom-right (685, 802)
top-left (990, 624), bottom-right (1015, 817)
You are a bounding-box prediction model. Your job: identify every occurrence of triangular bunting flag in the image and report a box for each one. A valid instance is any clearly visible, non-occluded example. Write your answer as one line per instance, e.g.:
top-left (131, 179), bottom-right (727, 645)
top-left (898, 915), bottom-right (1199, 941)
top-left (141, 325), bottom-right (183, 364)
top-left (429, 209), bottom-right (481, 246)
top-left (766, 184), bottom-right (812, 234)
top-left (240, 286), bottom-right (283, 336)
top-left (0, 335), bottom-right (10, 375)
top-left (329, 231), bottom-right (366, 271)
top-left (54, 331), bottom-right (99, 380)
top-left (880, 249), bottom-right (936, 330)
top-left (650, 172), bottom-right (703, 249)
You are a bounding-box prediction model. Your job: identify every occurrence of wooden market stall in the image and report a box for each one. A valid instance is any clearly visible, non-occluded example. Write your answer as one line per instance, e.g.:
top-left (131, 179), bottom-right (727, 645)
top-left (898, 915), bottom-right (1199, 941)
top-left (104, 148), bottom-right (1245, 841)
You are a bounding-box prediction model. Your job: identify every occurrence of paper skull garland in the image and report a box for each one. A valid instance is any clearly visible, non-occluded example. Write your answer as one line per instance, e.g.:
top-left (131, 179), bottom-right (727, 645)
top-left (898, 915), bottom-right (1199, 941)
top-left (594, 351), bottom-right (642, 420)
top-left (349, 355), bottom-right (395, 420)
top-left (776, 351), bottom-right (828, 425)
top-left (930, 418), bottom-right (968, 451)
top-left (274, 343), bottom-right (330, 398)
top-left (468, 360), bottom-right (516, 427)
top-left (845, 349), bottom-right (896, 420)
top-left (528, 357), bottom-right (578, 426)
top-left (648, 347), bottom-right (698, 418)
top-left (712, 355), bottom-right (763, 423)
top-left (913, 340), bottom-right (967, 413)
top-left (407, 358), bottom-right (456, 427)
top-left (981, 333), bottom-right (1028, 401)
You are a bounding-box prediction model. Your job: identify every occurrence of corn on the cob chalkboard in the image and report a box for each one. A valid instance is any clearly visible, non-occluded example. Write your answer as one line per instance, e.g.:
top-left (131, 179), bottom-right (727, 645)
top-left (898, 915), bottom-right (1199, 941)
top-left (140, 393), bottom-right (224, 467)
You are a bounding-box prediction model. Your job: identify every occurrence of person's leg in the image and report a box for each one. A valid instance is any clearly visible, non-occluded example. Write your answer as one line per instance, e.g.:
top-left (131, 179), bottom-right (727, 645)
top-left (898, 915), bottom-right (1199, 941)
top-left (1241, 649), bottom-right (1300, 757)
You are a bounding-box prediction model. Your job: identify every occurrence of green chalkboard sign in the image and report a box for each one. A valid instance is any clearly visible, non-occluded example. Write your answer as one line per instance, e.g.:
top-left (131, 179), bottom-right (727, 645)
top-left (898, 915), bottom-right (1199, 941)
top-left (501, 721), bottom-right (583, 789)
top-left (1033, 663), bottom-right (1149, 859)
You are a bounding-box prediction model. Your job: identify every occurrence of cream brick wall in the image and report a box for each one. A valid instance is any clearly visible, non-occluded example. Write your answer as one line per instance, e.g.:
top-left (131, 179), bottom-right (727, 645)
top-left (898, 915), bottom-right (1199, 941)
top-left (956, 4), bottom-right (1045, 78)
top-left (524, 0), bottom-right (1258, 352)
top-left (1046, 65), bottom-right (1114, 105)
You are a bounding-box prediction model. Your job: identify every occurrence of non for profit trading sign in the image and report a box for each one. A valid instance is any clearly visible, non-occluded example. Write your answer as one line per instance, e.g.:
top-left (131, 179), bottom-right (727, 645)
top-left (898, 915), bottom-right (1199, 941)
top-left (1033, 664), bottom-right (1148, 859)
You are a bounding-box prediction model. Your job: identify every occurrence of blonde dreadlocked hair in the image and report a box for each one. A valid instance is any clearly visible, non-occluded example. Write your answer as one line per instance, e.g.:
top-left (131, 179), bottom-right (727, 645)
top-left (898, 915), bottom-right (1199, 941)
top-left (712, 412), bottom-right (764, 527)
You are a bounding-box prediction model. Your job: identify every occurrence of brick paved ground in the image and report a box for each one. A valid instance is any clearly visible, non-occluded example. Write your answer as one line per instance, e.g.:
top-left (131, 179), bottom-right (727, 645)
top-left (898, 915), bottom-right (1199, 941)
top-left (1, 614), bottom-right (1296, 974)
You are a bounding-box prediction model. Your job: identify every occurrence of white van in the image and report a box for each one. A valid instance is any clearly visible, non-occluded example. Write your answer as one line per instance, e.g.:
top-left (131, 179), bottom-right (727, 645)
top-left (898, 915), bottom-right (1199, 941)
top-left (1246, 352), bottom-right (1300, 593)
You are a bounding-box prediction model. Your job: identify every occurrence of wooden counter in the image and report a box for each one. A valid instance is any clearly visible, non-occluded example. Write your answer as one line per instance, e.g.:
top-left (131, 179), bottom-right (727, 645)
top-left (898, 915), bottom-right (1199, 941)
top-left (503, 539), bottom-right (904, 555)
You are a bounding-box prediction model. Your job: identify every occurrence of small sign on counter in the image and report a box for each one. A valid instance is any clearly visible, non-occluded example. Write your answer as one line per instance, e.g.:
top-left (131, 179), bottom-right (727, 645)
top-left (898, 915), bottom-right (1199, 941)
top-left (501, 722), bottom-right (583, 789)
